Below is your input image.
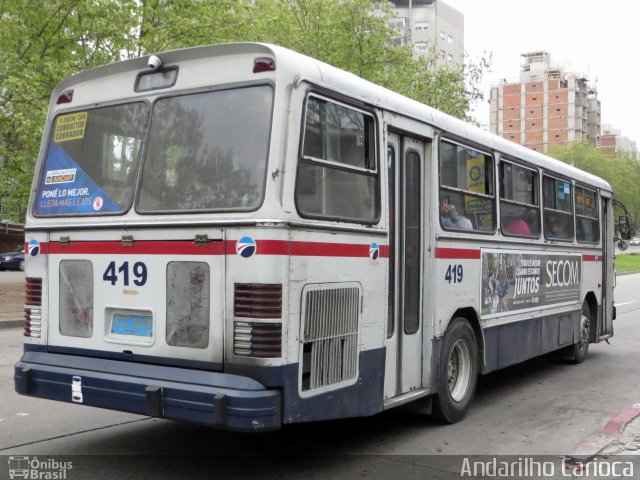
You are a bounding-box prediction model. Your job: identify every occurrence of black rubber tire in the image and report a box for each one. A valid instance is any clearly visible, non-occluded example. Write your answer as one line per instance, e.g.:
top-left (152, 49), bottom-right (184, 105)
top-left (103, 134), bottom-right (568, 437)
top-left (432, 317), bottom-right (479, 424)
top-left (570, 301), bottom-right (590, 364)
top-left (18, 260), bottom-right (25, 271)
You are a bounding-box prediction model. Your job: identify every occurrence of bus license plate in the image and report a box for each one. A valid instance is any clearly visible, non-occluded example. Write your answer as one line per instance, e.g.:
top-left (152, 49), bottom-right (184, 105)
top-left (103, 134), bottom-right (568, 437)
top-left (111, 313), bottom-right (153, 337)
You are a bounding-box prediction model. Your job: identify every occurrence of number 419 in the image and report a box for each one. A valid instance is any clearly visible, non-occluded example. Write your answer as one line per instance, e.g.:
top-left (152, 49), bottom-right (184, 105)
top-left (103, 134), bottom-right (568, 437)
top-left (445, 264), bottom-right (463, 284)
top-left (103, 261), bottom-right (147, 286)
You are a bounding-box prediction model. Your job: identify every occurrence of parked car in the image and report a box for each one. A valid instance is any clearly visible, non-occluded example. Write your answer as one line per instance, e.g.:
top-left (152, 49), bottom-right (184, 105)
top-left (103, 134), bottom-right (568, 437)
top-left (630, 238), bottom-right (640, 246)
top-left (0, 249), bottom-right (25, 271)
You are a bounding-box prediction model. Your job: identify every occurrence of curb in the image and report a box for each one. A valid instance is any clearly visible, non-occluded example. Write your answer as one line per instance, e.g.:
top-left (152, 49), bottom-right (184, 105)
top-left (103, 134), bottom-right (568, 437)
top-left (571, 405), bottom-right (640, 460)
top-left (0, 320), bottom-right (23, 330)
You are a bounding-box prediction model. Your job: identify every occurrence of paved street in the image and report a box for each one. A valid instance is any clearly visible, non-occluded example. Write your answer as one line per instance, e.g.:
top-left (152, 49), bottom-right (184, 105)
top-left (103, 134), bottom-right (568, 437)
top-left (1, 272), bottom-right (640, 478)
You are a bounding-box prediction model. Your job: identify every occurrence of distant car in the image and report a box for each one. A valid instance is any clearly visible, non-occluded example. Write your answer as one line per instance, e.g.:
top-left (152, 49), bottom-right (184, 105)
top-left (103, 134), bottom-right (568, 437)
top-left (630, 238), bottom-right (640, 246)
top-left (0, 249), bottom-right (25, 271)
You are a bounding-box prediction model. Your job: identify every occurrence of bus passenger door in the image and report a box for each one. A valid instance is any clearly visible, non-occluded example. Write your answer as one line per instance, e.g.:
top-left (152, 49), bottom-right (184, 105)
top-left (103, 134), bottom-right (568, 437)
top-left (600, 197), bottom-right (614, 338)
top-left (384, 133), bottom-right (427, 399)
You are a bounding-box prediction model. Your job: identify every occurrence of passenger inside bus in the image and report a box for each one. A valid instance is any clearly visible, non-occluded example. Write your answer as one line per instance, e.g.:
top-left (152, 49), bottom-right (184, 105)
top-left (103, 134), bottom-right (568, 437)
top-left (545, 214), bottom-right (571, 239)
top-left (506, 208), bottom-right (538, 236)
top-left (440, 198), bottom-right (473, 229)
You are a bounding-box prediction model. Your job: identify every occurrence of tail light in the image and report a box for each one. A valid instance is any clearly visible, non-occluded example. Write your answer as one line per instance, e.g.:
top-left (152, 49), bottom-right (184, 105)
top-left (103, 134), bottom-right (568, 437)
top-left (24, 278), bottom-right (42, 338)
top-left (56, 89), bottom-right (74, 105)
top-left (234, 322), bottom-right (282, 358)
top-left (234, 283), bottom-right (282, 318)
top-left (253, 57), bottom-right (275, 74)
top-left (234, 284), bottom-right (282, 357)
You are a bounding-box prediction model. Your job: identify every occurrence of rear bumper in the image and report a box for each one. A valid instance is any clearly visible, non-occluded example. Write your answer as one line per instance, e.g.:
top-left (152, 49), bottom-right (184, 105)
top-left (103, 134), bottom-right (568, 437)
top-left (15, 351), bottom-right (281, 431)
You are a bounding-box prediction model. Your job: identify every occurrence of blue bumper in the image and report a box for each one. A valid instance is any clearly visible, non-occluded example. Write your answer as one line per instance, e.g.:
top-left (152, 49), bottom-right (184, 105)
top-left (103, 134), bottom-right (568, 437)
top-left (15, 351), bottom-right (281, 431)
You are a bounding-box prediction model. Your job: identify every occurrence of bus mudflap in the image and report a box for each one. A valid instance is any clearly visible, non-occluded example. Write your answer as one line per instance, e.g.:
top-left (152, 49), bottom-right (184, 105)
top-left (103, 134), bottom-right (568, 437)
top-left (14, 351), bottom-right (281, 432)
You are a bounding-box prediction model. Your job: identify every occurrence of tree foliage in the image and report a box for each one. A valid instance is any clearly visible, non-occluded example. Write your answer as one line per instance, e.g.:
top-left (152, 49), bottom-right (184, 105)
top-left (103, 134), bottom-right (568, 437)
top-left (0, 0), bottom-right (491, 221)
top-left (549, 143), bottom-right (640, 225)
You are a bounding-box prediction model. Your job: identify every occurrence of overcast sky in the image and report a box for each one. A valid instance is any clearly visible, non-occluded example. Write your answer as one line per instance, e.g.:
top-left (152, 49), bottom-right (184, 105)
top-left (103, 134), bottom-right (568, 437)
top-left (443, 0), bottom-right (639, 146)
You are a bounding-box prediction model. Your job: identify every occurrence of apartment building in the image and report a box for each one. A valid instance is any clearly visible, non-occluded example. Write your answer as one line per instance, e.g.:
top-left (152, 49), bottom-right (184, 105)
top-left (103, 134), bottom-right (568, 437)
top-left (489, 51), bottom-right (600, 153)
top-left (387, 0), bottom-right (464, 68)
top-left (599, 124), bottom-right (638, 157)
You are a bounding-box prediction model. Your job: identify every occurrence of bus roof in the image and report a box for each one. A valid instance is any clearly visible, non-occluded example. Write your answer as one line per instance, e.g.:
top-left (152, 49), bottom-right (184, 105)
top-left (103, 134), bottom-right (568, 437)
top-left (52, 42), bottom-right (612, 193)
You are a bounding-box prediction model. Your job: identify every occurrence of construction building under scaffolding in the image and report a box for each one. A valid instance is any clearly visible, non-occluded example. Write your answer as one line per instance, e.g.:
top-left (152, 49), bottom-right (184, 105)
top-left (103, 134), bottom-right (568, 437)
top-left (489, 51), bottom-right (601, 153)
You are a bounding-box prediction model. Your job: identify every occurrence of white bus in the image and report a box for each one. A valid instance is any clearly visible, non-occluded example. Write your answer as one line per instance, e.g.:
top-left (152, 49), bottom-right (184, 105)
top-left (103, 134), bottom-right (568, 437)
top-left (15, 43), bottom-right (623, 430)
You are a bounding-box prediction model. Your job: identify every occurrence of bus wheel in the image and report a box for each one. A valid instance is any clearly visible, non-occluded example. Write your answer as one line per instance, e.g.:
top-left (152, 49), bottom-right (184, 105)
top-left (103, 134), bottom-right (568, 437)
top-left (432, 317), bottom-right (479, 424)
top-left (571, 302), bottom-right (591, 364)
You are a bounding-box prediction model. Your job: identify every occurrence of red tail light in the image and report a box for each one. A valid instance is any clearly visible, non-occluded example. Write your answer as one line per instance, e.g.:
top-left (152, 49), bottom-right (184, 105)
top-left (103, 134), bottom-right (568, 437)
top-left (253, 57), bottom-right (276, 73)
top-left (26, 277), bottom-right (42, 305)
top-left (56, 89), bottom-right (74, 105)
top-left (234, 283), bottom-right (282, 319)
top-left (24, 278), bottom-right (43, 338)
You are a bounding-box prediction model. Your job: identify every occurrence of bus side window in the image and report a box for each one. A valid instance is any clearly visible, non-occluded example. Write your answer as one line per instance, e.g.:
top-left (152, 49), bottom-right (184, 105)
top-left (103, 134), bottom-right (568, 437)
top-left (575, 186), bottom-right (599, 243)
top-left (296, 95), bottom-right (378, 224)
top-left (500, 161), bottom-right (540, 238)
top-left (543, 176), bottom-right (574, 241)
top-left (439, 140), bottom-right (496, 233)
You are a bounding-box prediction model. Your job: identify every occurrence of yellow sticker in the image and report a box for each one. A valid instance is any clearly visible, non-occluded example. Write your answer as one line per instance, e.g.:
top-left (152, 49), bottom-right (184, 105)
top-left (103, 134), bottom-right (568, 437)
top-left (54, 112), bottom-right (88, 143)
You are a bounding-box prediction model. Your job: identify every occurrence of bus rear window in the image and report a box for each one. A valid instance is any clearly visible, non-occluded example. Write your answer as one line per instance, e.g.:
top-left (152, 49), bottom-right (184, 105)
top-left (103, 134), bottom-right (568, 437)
top-left (137, 85), bottom-right (273, 212)
top-left (34, 103), bottom-right (148, 216)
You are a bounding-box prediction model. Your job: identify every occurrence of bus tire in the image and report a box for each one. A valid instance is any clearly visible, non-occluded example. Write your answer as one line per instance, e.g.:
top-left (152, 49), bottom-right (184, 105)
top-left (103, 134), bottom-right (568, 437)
top-left (432, 317), bottom-right (479, 424)
top-left (570, 302), bottom-right (591, 364)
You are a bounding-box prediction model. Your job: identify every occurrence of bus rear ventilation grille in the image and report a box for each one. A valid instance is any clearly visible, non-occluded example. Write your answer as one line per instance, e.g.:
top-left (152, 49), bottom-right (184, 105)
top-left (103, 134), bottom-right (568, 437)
top-left (234, 283), bottom-right (282, 319)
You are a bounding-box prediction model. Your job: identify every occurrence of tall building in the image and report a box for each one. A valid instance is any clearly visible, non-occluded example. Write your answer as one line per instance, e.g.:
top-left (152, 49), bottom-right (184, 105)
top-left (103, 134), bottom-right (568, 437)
top-left (387, 0), bottom-right (464, 68)
top-left (599, 124), bottom-right (638, 157)
top-left (489, 51), bottom-right (601, 153)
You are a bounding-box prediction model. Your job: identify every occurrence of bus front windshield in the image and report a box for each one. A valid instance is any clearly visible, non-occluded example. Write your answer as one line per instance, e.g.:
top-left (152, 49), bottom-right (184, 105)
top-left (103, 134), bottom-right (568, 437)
top-left (34, 85), bottom-right (273, 216)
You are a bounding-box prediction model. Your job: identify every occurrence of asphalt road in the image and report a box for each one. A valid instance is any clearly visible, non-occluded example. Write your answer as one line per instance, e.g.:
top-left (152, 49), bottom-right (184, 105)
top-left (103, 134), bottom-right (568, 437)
top-left (1, 273), bottom-right (640, 479)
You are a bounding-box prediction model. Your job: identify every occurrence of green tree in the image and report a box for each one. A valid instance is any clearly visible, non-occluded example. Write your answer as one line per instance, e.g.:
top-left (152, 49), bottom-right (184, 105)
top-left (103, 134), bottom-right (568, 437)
top-left (0, 0), bottom-right (491, 221)
top-left (0, 0), bottom-right (139, 220)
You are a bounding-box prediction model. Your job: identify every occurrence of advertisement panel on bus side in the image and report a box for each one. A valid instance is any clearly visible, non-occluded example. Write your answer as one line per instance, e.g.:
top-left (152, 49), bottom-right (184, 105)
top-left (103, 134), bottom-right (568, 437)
top-left (481, 249), bottom-right (582, 318)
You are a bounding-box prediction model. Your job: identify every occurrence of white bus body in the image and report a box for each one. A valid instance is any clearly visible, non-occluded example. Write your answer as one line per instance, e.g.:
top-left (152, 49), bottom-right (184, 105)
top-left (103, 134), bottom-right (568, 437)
top-left (15, 43), bottom-right (615, 430)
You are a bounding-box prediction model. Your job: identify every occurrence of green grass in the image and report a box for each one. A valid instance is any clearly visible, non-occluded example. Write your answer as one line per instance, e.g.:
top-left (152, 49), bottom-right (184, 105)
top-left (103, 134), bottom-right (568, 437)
top-left (615, 253), bottom-right (640, 274)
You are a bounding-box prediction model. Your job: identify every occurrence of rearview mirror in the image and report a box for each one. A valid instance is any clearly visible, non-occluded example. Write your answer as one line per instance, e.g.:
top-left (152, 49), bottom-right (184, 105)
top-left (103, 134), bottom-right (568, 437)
top-left (618, 215), bottom-right (632, 240)
top-left (618, 240), bottom-right (629, 251)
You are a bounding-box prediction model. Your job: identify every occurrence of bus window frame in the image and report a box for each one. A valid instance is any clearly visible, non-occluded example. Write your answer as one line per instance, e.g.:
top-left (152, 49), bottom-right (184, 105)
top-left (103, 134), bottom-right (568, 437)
top-left (294, 91), bottom-right (380, 225)
top-left (574, 183), bottom-right (601, 245)
top-left (134, 82), bottom-right (275, 215)
top-left (499, 157), bottom-right (541, 239)
top-left (438, 136), bottom-right (496, 234)
top-left (542, 173), bottom-right (575, 242)
top-left (33, 100), bottom-right (151, 219)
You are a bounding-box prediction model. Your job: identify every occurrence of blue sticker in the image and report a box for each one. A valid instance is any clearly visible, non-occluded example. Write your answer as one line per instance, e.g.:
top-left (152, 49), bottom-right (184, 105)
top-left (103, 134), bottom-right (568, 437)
top-left (370, 243), bottom-right (379, 261)
top-left (28, 239), bottom-right (40, 257)
top-left (35, 142), bottom-right (119, 215)
top-left (236, 237), bottom-right (256, 258)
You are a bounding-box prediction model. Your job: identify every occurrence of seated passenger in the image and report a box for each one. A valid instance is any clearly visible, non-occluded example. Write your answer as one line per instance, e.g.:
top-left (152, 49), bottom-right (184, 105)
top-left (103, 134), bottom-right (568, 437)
top-left (440, 198), bottom-right (473, 230)
top-left (546, 215), bottom-right (566, 239)
top-left (507, 208), bottom-right (537, 236)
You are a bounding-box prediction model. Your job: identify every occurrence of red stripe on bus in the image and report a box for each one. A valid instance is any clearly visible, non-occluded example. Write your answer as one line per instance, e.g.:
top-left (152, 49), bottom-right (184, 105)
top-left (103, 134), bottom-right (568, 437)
top-left (583, 255), bottom-right (603, 262)
top-left (434, 247), bottom-right (481, 259)
top-left (40, 240), bottom-right (389, 258)
top-left (245, 240), bottom-right (390, 258)
top-left (47, 240), bottom-right (226, 256)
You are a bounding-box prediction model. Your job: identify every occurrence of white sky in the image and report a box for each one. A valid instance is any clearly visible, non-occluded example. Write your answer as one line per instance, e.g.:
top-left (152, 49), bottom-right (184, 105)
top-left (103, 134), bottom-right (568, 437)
top-left (444, 0), bottom-right (639, 146)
